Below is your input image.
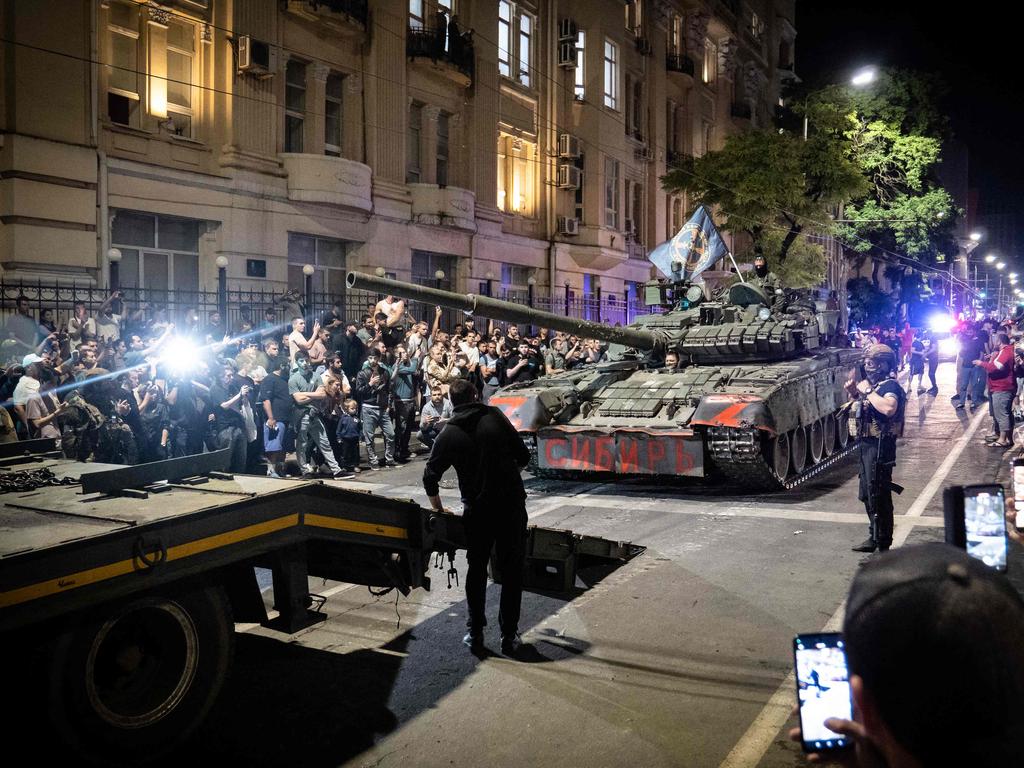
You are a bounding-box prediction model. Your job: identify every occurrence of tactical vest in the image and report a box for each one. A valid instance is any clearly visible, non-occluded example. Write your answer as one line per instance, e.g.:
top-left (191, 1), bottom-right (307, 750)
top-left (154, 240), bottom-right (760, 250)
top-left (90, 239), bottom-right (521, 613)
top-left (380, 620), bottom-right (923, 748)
top-left (856, 382), bottom-right (906, 439)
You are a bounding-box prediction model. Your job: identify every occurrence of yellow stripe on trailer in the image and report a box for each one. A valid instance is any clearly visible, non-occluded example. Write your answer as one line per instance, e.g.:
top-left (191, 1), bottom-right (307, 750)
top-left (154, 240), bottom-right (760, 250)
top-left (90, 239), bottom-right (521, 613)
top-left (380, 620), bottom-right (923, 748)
top-left (305, 514), bottom-right (409, 540)
top-left (0, 514), bottom-right (301, 609)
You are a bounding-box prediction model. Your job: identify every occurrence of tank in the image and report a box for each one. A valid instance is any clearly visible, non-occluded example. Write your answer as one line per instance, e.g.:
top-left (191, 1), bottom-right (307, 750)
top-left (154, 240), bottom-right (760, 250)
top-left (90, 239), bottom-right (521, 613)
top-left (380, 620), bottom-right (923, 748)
top-left (346, 271), bottom-right (863, 489)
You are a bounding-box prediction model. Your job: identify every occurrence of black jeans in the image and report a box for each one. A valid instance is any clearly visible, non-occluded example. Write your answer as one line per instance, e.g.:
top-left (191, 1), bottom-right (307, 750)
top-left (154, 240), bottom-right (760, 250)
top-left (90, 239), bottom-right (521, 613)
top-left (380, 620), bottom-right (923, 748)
top-left (858, 437), bottom-right (896, 548)
top-left (392, 399), bottom-right (416, 458)
top-left (464, 506), bottom-right (527, 637)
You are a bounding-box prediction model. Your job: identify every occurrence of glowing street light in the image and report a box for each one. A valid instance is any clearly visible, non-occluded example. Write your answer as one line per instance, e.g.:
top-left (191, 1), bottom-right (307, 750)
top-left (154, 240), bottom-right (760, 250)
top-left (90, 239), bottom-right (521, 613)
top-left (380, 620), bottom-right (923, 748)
top-left (997, 261), bottom-right (1006, 270)
top-left (851, 67), bottom-right (877, 87)
top-left (985, 254), bottom-right (997, 263)
top-left (969, 232), bottom-right (982, 242)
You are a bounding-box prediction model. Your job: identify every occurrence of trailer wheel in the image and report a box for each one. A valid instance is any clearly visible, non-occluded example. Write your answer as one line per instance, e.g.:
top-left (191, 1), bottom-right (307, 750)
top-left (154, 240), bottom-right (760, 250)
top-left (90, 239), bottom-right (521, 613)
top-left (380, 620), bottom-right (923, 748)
top-left (47, 584), bottom-right (233, 763)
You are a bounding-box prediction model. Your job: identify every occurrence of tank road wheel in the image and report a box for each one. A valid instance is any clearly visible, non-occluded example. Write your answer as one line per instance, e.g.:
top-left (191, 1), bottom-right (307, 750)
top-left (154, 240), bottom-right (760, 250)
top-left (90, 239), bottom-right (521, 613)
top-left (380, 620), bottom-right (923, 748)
top-left (808, 419), bottom-right (825, 464)
top-left (770, 431), bottom-right (791, 482)
top-left (822, 413), bottom-right (837, 457)
top-left (790, 426), bottom-right (808, 475)
top-left (836, 409), bottom-right (851, 449)
top-left (47, 585), bottom-right (234, 763)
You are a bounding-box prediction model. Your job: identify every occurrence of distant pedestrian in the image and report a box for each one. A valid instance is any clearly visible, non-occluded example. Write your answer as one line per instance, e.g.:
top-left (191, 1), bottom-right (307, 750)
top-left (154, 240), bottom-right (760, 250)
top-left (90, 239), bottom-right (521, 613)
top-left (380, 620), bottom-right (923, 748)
top-left (975, 333), bottom-right (1015, 449)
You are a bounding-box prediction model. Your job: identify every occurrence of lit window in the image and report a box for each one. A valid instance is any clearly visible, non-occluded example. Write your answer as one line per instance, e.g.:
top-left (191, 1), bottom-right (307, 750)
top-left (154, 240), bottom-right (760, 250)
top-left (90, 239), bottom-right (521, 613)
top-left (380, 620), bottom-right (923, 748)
top-left (518, 12), bottom-right (532, 87)
top-left (668, 14), bottom-right (682, 55)
top-left (407, 103), bottom-right (422, 182)
top-left (604, 157), bottom-right (619, 229)
top-left (497, 133), bottom-right (536, 216)
top-left (574, 30), bottom-right (585, 100)
top-left (409, 0), bottom-right (425, 30)
top-left (603, 39), bottom-right (618, 109)
top-left (325, 72), bottom-right (344, 157)
top-left (165, 20), bottom-right (194, 137)
top-left (702, 38), bottom-right (717, 84)
top-left (106, 1), bottom-right (141, 127)
top-left (625, 0), bottom-right (643, 36)
top-left (498, 3), bottom-right (534, 87)
top-left (285, 60), bottom-right (306, 152)
top-left (498, 1), bottom-right (512, 77)
top-left (751, 12), bottom-right (765, 41)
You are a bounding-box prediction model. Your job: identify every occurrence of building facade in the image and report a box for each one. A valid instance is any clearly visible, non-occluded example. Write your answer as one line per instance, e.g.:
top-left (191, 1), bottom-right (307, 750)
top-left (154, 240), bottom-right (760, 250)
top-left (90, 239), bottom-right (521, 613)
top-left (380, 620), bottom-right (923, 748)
top-left (1, 0), bottom-right (796, 318)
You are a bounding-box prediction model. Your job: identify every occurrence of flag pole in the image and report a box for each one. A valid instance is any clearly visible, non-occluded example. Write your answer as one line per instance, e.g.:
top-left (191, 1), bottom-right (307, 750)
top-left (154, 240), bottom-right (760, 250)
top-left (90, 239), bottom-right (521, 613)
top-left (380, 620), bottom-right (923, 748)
top-left (728, 250), bottom-right (746, 283)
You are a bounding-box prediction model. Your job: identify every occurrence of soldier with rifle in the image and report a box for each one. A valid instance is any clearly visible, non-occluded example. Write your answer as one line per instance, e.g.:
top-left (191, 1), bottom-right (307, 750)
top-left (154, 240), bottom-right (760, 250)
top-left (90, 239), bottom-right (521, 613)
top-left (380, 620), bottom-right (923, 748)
top-left (847, 344), bottom-right (906, 553)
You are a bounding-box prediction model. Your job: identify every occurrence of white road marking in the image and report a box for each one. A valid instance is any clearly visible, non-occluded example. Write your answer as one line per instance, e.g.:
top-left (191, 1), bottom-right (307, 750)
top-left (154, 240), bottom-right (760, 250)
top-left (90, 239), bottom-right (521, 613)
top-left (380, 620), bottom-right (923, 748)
top-left (717, 404), bottom-right (988, 768)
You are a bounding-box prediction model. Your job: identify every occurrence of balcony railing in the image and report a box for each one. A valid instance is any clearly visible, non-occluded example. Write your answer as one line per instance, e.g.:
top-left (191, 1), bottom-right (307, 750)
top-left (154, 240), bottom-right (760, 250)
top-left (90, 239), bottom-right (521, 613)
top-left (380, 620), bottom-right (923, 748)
top-left (407, 25), bottom-right (475, 82)
top-left (666, 150), bottom-right (692, 169)
top-left (286, 0), bottom-right (368, 30)
top-left (731, 102), bottom-right (752, 120)
top-left (666, 53), bottom-right (695, 77)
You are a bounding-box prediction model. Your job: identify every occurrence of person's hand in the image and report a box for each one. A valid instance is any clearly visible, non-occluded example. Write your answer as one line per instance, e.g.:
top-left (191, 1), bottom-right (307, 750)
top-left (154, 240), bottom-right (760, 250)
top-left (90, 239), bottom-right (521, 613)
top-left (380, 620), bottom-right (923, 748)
top-left (267, 417), bottom-right (277, 430)
top-left (435, 305), bottom-right (442, 317)
top-left (116, 399), bottom-right (131, 416)
top-left (972, 359), bottom-right (982, 367)
top-left (1007, 498), bottom-right (1022, 545)
top-left (313, 322), bottom-right (321, 334)
top-left (56, 400), bottom-right (69, 412)
top-left (240, 385), bottom-right (251, 397)
top-left (787, 707), bottom-right (865, 766)
top-left (369, 374), bottom-right (381, 387)
top-left (856, 380), bottom-right (872, 395)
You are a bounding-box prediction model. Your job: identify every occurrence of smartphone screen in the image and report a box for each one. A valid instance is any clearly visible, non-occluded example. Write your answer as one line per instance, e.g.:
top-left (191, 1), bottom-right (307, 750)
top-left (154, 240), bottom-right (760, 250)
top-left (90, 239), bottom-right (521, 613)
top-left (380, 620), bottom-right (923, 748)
top-left (1012, 461), bottom-right (1024, 527)
top-left (794, 633), bottom-right (853, 753)
top-left (964, 484), bottom-right (1007, 572)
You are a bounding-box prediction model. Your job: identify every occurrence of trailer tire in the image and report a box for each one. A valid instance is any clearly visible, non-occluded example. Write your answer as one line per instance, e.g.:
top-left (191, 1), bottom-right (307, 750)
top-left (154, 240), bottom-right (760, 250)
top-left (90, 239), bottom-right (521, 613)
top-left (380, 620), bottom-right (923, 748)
top-left (47, 584), bottom-right (234, 764)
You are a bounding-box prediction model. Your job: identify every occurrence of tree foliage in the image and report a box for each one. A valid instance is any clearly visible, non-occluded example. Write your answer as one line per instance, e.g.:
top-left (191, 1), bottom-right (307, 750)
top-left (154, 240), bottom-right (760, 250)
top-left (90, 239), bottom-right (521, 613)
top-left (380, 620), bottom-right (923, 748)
top-left (661, 68), bottom-right (958, 294)
top-left (846, 276), bottom-right (896, 328)
top-left (661, 123), bottom-right (865, 287)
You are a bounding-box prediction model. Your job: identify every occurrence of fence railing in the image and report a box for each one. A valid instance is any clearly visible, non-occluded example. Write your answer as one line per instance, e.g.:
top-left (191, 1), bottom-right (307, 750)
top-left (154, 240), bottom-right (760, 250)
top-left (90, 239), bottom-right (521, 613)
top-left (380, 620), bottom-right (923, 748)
top-left (1, 279), bottom-right (658, 340)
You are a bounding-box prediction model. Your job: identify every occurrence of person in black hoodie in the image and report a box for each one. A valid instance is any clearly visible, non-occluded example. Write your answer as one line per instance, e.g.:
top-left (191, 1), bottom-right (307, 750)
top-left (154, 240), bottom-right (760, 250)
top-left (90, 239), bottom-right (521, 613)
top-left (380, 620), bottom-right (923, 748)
top-left (422, 378), bottom-right (530, 656)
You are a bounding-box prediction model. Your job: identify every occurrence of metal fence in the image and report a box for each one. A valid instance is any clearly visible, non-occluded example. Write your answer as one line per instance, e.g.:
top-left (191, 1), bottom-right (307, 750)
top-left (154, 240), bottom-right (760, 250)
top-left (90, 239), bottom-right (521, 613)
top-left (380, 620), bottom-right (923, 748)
top-left (1, 279), bottom-right (658, 339)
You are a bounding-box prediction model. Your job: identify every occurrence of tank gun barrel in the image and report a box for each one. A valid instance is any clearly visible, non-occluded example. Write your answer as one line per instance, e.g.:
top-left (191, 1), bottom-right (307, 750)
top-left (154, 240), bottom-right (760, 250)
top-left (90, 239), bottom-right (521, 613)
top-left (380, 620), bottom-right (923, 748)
top-left (346, 271), bottom-right (663, 351)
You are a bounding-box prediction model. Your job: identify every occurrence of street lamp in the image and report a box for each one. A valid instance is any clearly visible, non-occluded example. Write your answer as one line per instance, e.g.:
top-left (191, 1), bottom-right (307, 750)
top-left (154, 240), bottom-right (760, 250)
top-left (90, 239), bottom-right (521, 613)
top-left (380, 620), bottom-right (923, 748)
top-left (969, 232), bottom-right (982, 242)
top-left (302, 263), bottom-right (315, 320)
top-left (850, 67), bottom-right (877, 87)
top-left (215, 255), bottom-right (229, 321)
top-left (985, 254), bottom-right (997, 264)
top-left (527, 275), bottom-right (536, 308)
top-left (107, 247), bottom-right (122, 291)
top-left (564, 280), bottom-right (572, 318)
top-left (997, 261), bottom-right (1006, 270)
top-left (485, 270), bottom-right (494, 298)
top-left (434, 269), bottom-right (445, 290)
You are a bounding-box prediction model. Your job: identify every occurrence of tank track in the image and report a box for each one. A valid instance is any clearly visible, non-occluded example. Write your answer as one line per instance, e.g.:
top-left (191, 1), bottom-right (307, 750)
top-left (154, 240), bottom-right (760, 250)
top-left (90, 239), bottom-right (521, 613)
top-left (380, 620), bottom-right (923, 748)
top-left (708, 427), bottom-right (859, 490)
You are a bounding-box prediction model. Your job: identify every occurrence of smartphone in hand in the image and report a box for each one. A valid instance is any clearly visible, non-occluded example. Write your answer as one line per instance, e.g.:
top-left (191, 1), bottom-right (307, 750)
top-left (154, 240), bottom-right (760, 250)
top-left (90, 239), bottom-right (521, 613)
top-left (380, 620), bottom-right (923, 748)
top-left (793, 632), bottom-right (854, 753)
top-left (944, 484), bottom-right (1008, 571)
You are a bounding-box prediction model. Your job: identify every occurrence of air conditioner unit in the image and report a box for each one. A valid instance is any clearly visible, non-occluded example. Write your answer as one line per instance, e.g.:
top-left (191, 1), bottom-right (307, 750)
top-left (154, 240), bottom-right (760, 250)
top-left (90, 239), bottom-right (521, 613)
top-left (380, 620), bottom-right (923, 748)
top-left (237, 35), bottom-right (272, 75)
top-left (633, 145), bottom-right (653, 162)
top-left (557, 216), bottom-right (580, 235)
top-left (558, 18), bottom-right (577, 42)
top-left (557, 164), bottom-right (582, 189)
top-left (557, 41), bottom-right (577, 68)
top-left (558, 133), bottom-right (581, 158)
top-left (634, 36), bottom-right (652, 56)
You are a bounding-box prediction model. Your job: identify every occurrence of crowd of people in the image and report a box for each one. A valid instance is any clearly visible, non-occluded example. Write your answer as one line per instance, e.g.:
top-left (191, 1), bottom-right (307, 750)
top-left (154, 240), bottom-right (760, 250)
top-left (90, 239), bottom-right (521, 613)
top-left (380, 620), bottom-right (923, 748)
top-left (0, 291), bottom-right (608, 477)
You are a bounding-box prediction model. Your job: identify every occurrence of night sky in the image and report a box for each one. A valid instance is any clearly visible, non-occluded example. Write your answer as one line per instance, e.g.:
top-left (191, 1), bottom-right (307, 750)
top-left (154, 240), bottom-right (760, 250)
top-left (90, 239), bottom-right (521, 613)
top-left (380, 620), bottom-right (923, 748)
top-left (796, 0), bottom-right (1024, 269)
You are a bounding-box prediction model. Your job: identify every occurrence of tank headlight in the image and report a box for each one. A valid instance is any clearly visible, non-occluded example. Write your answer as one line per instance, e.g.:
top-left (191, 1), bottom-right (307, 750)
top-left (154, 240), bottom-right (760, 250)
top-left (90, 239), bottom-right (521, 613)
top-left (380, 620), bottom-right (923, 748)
top-left (758, 307), bottom-right (772, 321)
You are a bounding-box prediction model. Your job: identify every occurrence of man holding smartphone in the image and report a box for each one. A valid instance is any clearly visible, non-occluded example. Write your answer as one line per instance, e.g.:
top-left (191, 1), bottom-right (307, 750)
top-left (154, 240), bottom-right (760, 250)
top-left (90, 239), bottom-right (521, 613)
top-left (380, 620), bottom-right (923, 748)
top-left (791, 543), bottom-right (1024, 767)
top-left (848, 344), bottom-right (906, 553)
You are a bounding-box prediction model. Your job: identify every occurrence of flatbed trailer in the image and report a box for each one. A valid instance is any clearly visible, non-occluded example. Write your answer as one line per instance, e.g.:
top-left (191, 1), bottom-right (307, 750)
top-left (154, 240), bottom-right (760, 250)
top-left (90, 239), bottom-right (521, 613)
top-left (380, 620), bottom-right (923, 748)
top-left (0, 442), bottom-right (636, 764)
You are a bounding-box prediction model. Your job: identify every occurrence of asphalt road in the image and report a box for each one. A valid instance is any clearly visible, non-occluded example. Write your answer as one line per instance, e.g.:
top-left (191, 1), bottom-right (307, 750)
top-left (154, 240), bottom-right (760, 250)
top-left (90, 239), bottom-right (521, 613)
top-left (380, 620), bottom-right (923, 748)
top-left (161, 363), bottom-right (1021, 768)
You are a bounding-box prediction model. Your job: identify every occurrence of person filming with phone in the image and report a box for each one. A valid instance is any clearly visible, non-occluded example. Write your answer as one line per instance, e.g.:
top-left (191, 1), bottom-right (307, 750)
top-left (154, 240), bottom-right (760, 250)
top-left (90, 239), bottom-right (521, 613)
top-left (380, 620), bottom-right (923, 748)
top-left (790, 543), bottom-right (1024, 767)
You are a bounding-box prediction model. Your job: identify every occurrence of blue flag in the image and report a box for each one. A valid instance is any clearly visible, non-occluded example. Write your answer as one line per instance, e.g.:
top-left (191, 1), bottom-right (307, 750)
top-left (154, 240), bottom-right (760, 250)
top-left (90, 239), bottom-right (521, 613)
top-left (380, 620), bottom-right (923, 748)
top-left (648, 205), bottom-right (730, 282)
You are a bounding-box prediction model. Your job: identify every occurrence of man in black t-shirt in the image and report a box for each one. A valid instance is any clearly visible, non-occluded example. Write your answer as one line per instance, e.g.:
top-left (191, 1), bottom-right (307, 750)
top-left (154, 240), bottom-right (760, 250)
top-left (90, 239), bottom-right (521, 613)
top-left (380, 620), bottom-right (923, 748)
top-left (209, 362), bottom-right (249, 473)
top-left (259, 357), bottom-right (293, 477)
top-left (504, 342), bottom-right (541, 384)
